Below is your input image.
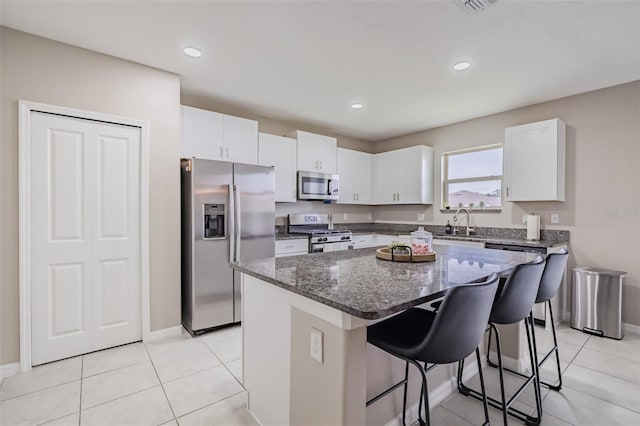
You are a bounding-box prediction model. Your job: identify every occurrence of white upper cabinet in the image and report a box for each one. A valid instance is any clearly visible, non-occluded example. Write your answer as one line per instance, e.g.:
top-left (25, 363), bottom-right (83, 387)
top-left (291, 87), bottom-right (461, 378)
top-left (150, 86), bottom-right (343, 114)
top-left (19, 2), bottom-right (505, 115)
top-left (181, 105), bottom-right (258, 164)
top-left (337, 148), bottom-right (372, 204)
top-left (372, 145), bottom-right (434, 204)
top-left (181, 106), bottom-right (223, 160)
top-left (258, 133), bottom-right (297, 203)
top-left (223, 114), bottom-right (258, 164)
top-left (289, 130), bottom-right (337, 174)
top-left (504, 118), bottom-right (565, 201)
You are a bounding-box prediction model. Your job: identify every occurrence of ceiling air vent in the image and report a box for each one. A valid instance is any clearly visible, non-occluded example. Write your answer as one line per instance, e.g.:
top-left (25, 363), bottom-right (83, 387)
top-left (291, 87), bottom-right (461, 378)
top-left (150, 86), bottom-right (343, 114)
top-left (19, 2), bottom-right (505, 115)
top-left (454, 0), bottom-right (498, 14)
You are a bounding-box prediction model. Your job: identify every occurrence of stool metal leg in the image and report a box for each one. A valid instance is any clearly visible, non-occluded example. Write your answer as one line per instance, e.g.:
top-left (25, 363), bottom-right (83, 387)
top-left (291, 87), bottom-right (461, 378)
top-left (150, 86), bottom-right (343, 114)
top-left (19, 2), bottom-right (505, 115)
top-left (543, 301), bottom-right (563, 391)
top-left (407, 359), bottom-right (430, 426)
top-left (402, 361), bottom-right (409, 426)
top-left (493, 324), bottom-right (509, 426)
top-left (475, 347), bottom-right (491, 426)
top-left (524, 314), bottom-right (543, 426)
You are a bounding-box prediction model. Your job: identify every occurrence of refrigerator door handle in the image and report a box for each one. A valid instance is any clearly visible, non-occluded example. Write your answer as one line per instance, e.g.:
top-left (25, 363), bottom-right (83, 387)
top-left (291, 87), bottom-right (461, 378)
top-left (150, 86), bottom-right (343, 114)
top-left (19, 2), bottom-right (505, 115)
top-left (228, 184), bottom-right (235, 263)
top-left (233, 184), bottom-right (242, 262)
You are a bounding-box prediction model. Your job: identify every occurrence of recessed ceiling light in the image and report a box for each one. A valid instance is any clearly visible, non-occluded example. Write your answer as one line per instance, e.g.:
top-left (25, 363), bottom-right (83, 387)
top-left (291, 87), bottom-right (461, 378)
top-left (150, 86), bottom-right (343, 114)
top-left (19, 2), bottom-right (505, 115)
top-left (351, 103), bottom-right (364, 110)
top-left (453, 61), bottom-right (471, 71)
top-left (183, 47), bottom-right (202, 58)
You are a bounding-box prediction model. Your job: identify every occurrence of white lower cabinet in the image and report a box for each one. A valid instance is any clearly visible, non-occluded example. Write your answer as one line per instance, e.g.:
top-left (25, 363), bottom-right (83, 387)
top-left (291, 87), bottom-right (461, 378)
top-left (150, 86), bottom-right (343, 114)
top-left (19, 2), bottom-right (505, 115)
top-left (258, 133), bottom-right (297, 202)
top-left (275, 239), bottom-right (308, 257)
top-left (351, 234), bottom-right (374, 248)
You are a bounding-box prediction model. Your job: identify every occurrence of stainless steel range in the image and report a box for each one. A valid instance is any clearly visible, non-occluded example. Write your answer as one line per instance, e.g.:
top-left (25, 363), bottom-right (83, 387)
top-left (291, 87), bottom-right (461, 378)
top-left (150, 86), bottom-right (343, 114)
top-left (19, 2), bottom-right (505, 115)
top-left (288, 214), bottom-right (353, 253)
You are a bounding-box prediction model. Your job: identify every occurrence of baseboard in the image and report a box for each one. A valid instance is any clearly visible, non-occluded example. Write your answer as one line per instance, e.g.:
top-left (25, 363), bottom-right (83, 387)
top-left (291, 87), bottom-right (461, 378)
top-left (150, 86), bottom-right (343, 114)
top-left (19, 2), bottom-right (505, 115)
top-left (488, 350), bottom-right (531, 374)
top-left (143, 325), bottom-right (184, 342)
top-left (0, 362), bottom-right (20, 379)
top-left (624, 322), bottom-right (640, 336)
top-left (384, 360), bottom-right (481, 426)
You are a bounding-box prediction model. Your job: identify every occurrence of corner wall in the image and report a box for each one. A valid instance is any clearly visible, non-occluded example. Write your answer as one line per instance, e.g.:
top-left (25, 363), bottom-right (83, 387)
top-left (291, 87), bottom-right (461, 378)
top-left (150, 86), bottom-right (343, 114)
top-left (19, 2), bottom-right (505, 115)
top-left (0, 27), bottom-right (182, 365)
top-left (372, 81), bottom-right (640, 325)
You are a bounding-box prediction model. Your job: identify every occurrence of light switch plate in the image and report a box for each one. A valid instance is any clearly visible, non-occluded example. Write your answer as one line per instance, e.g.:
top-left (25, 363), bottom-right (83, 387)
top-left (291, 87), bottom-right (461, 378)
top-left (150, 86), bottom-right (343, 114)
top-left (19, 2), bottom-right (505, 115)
top-left (522, 214), bottom-right (528, 224)
top-left (343, 213), bottom-right (349, 220)
top-left (417, 213), bottom-right (425, 221)
top-left (550, 213), bottom-right (560, 224)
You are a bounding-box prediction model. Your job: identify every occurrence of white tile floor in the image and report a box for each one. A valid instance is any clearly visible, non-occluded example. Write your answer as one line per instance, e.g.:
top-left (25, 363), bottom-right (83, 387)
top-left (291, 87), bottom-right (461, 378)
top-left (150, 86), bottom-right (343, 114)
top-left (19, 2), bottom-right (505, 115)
top-left (0, 325), bottom-right (254, 426)
top-left (1, 323), bottom-right (638, 425)
top-left (435, 324), bottom-right (640, 425)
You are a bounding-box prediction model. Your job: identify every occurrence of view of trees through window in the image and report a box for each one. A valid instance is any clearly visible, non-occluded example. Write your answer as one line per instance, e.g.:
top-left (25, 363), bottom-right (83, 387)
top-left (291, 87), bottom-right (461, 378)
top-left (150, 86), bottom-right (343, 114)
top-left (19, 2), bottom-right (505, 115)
top-left (443, 145), bottom-right (503, 209)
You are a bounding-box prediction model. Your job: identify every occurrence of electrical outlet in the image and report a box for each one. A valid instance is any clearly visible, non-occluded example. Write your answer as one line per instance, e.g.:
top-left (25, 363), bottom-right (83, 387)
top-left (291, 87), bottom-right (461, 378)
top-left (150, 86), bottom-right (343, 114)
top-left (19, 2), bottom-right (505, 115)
top-left (417, 213), bottom-right (425, 221)
top-left (550, 213), bottom-right (560, 224)
top-left (522, 214), bottom-right (528, 224)
top-left (368, 213), bottom-right (372, 220)
top-left (343, 213), bottom-right (349, 220)
top-left (310, 328), bottom-right (323, 363)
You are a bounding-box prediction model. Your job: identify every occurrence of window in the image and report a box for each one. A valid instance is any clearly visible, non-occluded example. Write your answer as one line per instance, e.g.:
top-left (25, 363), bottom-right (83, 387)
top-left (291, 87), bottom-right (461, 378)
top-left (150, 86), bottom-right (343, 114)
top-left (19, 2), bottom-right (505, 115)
top-left (442, 145), bottom-right (503, 209)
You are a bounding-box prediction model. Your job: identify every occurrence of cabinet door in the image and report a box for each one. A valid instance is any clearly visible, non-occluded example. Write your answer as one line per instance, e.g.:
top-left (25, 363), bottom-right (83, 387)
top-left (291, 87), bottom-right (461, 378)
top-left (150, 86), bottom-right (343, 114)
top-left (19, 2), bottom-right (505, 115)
top-left (259, 133), bottom-right (297, 202)
top-left (336, 148), bottom-right (357, 204)
top-left (223, 115), bottom-right (258, 165)
top-left (372, 151), bottom-right (398, 204)
top-left (504, 119), bottom-right (565, 201)
top-left (315, 134), bottom-right (337, 174)
top-left (354, 150), bottom-right (372, 204)
top-left (295, 131), bottom-right (318, 172)
top-left (395, 146), bottom-right (433, 204)
top-left (181, 106), bottom-right (223, 160)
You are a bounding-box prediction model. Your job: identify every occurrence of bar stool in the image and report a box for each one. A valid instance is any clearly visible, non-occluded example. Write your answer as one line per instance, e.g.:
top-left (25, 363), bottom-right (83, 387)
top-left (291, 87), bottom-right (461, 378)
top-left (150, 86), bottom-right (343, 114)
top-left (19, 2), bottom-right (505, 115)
top-left (458, 257), bottom-right (546, 426)
top-left (367, 274), bottom-right (500, 426)
top-left (488, 249), bottom-right (569, 391)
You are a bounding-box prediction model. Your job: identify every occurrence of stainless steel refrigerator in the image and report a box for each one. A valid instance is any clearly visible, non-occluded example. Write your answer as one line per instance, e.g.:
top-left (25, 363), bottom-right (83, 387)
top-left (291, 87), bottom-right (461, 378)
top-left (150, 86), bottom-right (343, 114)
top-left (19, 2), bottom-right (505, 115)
top-left (180, 158), bottom-right (275, 334)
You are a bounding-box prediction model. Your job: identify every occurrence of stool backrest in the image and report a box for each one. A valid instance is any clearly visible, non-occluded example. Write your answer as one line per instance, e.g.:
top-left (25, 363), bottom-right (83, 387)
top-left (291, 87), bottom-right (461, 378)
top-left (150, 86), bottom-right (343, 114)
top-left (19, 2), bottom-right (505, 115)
top-left (416, 273), bottom-right (500, 364)
top-left (490, 257), bottom-right (546, 325)
top-left (536, 249), bottom-right (569, 303)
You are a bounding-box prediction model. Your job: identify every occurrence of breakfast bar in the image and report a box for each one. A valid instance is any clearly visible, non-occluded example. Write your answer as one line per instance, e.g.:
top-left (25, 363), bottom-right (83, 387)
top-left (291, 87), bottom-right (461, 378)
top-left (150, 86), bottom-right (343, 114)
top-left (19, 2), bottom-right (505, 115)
top-left (232, 244), bottom-right (538, 425)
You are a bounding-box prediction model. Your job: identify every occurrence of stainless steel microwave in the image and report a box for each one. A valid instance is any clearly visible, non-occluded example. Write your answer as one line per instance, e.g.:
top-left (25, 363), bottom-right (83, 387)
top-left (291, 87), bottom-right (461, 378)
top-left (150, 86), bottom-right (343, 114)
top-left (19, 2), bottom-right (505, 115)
top-left (297, 171), bottom-right (339, 201)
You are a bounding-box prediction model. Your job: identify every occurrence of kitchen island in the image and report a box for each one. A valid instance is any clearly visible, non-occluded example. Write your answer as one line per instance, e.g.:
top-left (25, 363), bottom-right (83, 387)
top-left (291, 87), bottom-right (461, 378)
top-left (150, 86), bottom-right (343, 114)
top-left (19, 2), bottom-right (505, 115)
top-left (232, 245), bottom-right (538, 426)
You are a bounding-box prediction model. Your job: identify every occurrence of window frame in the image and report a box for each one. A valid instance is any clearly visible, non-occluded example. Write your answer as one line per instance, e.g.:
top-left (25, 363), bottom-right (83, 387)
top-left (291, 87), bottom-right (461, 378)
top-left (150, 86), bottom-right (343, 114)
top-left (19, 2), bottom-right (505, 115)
top-left (441, 144), bottom-right (503, 210)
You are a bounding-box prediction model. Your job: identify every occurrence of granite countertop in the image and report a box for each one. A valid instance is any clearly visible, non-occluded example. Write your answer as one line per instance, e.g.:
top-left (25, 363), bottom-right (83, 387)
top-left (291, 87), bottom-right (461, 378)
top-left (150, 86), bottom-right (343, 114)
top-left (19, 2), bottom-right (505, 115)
top-left (232, 244), bottom-right (538, 320)
top-left (347, 226), bottom-right (569, 248)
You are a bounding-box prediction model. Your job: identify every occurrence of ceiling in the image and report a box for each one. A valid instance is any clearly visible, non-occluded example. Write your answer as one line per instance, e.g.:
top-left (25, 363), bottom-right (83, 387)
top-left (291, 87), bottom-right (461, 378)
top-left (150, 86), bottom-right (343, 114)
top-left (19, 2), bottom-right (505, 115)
top-left (2, 0), bottom-right (639, 141)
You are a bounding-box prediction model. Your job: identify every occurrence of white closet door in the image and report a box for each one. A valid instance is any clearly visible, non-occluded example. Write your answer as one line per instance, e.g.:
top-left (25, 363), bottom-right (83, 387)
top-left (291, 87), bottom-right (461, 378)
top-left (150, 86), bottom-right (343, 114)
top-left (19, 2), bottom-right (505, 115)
top-left (30, 112), bottom-right (141, 365)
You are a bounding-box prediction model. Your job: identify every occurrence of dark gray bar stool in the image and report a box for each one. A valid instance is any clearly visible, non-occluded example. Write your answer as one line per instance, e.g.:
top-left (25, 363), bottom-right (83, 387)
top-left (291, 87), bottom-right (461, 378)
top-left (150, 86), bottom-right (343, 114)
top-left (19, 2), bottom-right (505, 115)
top-left (367, 273), bottom-right (500, 426)
top-left (458, 257), bottom-right (546, 426)
top-left (488, 249), bottom-right (569, 391)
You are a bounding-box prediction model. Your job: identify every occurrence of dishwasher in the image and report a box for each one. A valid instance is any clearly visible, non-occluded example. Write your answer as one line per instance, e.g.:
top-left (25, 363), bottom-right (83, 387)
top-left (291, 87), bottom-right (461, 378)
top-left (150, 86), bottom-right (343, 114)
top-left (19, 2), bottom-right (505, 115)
top-left (484, 243), bottom-right (549, 327)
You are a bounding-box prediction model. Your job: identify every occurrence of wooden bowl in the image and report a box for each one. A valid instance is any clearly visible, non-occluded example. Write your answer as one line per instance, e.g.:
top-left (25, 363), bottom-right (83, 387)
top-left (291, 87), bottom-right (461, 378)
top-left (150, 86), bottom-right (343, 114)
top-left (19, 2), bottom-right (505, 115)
top-left (375, 247), bottom-right (436, 263)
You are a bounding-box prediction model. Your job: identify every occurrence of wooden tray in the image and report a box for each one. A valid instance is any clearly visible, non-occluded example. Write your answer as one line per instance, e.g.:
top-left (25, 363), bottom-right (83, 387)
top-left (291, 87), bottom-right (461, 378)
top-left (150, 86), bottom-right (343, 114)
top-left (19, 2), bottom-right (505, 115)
top-left (375, 247), bottom-right (436, 263)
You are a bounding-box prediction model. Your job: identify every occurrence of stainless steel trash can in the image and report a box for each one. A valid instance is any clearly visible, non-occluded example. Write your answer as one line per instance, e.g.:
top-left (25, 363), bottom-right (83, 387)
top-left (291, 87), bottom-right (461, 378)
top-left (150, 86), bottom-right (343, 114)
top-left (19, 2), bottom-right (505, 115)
top-left (571, 267), bottom-right (626, 339)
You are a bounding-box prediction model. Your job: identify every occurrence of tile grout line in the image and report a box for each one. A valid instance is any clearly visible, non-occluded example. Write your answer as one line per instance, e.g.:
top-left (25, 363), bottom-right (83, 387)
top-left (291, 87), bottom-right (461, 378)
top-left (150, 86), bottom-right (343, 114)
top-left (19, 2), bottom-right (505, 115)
top-left (171, 389), bottom-right (247, 422)
top-left (144, 343), bottom-right (178, 423)
top-left (199, 337), bottom-right (244, 387)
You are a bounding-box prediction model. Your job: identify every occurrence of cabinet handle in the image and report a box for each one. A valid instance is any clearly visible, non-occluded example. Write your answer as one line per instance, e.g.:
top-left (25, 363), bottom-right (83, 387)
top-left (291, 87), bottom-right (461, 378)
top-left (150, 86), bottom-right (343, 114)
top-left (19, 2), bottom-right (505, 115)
top-left (319, 160), bottom-right (323, 169)
top-left (397, 193), bottom-right (400, 201)
top-left (356, 193), bottom-right (359, 201)
top-left (314, 160), bottom-right (318, 169)
top-left (226, 147), bottom-right (229, 158)
top-left (219, 147), bottom-right (224, 158)
top-left (506, 187), bottom-right (509, 197)
top-left (353, 193), bottom-right (356, 201)
top-left (393, 193), bottom-right (396, 201)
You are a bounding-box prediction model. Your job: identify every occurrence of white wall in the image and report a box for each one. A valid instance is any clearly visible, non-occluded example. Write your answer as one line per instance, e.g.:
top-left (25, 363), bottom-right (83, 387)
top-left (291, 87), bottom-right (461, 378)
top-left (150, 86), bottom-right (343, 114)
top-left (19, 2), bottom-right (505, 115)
top-left (0, 27), bottom-right (182, 365)
top-left (373, 81), bottom-right (640, 326)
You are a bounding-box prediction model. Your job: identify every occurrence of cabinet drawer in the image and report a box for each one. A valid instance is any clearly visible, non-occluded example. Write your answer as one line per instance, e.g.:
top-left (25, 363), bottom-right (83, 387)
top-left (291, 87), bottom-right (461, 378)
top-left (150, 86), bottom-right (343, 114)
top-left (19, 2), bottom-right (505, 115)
top-left (275, 239), bottom-right (309, 257)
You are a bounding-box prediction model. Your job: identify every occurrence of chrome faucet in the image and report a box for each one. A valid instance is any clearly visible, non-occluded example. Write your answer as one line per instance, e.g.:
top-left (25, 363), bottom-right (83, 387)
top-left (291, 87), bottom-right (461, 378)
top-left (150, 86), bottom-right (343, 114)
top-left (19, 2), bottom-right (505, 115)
top-left (453, 208), bottom-right (475, 236)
